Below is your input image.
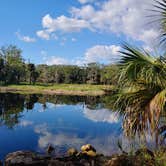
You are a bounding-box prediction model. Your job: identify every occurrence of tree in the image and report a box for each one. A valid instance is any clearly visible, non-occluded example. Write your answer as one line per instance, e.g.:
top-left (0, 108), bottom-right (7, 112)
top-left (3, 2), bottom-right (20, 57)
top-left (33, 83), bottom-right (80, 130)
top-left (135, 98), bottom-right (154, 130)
top-left (86, 63), bottom-right (101, 84)
top-left (100, 65), bottom-right (119, 85)
top-left (28, 63), bottom-right (38, 84)
top-left (109, 1), bottom-right (166, 143)
top-left (111, 45), bottom-right (166, 138)
top-left (154, 0), bottom-right (166, 46)
top-left (0, 93), bottom-right (25, 128)
top-left (0, 58), bottom-right (5, 84)
top-left (0, 45), bottom-right (25, 84)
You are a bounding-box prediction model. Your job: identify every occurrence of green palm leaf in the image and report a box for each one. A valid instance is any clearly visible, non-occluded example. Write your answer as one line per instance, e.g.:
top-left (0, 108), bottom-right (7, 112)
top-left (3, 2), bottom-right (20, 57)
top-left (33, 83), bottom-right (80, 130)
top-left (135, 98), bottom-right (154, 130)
top-left (111, 44), bottom-right (166, 139)
top-left (118, 44), bottom-right (166, 88)
top-left (153, 0), bottom-right (166, 45)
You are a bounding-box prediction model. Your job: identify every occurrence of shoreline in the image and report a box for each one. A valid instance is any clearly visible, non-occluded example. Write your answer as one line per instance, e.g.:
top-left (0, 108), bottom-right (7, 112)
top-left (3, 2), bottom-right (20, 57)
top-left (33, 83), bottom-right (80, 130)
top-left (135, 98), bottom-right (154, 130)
top-left (0, 84), bottom-right (113, 96)
top-left (3, 144), bottom-right (165, 166)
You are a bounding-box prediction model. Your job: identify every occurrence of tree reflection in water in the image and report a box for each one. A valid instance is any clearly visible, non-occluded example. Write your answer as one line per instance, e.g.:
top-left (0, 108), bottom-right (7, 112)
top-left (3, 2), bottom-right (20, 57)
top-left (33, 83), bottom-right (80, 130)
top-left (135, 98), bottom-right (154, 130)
top-left (0, 93), bottom-right (24, 128)
top-left (0, 93), bottom-right (165, 147)
top-left (0, 93), bottom-right (103, 129)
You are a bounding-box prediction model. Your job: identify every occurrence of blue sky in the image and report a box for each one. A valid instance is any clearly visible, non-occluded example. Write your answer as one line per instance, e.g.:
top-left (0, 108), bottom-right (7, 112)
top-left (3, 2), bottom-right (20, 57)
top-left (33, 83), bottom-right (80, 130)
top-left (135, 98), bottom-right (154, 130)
top-left (0, 0), bottom-right (159, 65)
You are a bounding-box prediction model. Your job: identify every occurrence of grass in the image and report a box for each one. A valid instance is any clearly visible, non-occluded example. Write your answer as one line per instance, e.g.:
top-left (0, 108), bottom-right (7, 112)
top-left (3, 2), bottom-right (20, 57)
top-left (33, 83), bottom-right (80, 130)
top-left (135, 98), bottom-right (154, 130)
top-left (0, 83), bottom-right (114, 96)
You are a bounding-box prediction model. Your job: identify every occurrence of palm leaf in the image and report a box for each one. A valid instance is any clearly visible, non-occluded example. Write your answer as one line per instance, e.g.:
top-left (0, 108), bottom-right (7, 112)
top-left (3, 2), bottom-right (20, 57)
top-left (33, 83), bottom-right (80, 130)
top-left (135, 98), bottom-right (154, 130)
top-left (118, 44), bottom-right (166, 88)
top-left (153, 0), bottom-right (166, 45)
top-left (111, 44), bottom-right (166, 139)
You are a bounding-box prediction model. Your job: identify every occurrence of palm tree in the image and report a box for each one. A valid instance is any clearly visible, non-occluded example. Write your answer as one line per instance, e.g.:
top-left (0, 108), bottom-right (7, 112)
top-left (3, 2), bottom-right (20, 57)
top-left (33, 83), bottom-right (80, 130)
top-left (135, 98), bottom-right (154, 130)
top-left (111, 45), bottom-right (166, 141)
top-left (153, 0), bottom-right (166, 45)
top-left (111, 0), bottom-right (166, 141)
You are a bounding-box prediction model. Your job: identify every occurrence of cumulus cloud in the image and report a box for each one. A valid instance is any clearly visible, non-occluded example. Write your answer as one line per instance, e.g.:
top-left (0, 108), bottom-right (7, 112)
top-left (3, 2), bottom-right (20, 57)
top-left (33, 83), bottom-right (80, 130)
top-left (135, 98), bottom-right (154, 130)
top-left (40, 50), bottom-right (71, 66)
top-left (16, 31), bottom-right (36, 43)
top-left (71, 5), bottom-right (95, 20)
top-left (37, 14), bottom-right (91, 40)
top-left (85, 45), bottom-right (121, 64)
top-left (71, 0), bottom-right (159, 48)
top-left (37, 0), bottom-right (160, 49)
top-left (42, 44), bottom-right (120, 66)
top-left (36, 30), bottom-right (50, 40)
top-left (46, 56), bottom-right (70, 65)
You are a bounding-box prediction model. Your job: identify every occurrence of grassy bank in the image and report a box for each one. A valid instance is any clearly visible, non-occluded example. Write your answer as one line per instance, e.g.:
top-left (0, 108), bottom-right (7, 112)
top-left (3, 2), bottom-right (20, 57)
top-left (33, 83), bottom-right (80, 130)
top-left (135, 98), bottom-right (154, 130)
top-left (0, 84), bottom-right (113, 96)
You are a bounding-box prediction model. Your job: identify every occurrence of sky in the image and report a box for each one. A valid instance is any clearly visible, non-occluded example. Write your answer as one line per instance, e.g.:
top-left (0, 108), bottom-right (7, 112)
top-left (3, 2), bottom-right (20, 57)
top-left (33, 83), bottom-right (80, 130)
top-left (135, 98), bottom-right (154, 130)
top-left (0, 0), bottom-right (160, 66)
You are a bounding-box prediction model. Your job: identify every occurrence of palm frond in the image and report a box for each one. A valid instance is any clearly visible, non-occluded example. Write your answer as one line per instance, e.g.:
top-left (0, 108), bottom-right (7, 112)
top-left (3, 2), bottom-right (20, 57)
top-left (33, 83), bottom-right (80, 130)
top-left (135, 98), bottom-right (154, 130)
top-left (153, 0), bottom-right (166, 45)
top-left (110, 0), bottom-right (166, 140)
top-left (112, 86), bottom-right (165, 137)
top-left (118, 44), bottom-right (166, 88)
top-left (110, 52), bottom-right (166, 136)
top-left (149, 89), bottom-right (166, 126)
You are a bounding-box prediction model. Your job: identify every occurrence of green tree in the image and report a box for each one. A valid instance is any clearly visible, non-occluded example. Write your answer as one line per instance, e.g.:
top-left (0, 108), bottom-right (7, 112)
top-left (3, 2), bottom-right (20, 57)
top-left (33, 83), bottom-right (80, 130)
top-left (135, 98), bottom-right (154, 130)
top-left (110, 1), bottom-right (166, 140)
top-left (100, 65), bottom-right (119, 85)
top-left (0, 45), bottom-right (25, 84)
top-left (86, 63), bottom-right (101, 84)
top-left (111, 45), bottom-right (166, 137)
top-left (0, 58), bottom-right (5, 84)
top-left (28, 63), bottom-right (38, 84)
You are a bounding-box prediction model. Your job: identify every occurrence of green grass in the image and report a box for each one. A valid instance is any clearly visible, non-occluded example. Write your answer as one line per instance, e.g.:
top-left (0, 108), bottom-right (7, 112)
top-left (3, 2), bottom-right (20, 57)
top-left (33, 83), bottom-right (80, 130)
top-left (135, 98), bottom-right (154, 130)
top-left (0, 83), bottom-right (114, 96)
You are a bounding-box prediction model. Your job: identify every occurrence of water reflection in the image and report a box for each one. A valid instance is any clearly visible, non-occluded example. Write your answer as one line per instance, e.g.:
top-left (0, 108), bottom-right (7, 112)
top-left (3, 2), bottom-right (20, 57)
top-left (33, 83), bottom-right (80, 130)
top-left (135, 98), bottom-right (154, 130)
top-left (0, 93), bottom-right (165, 160)
top-left (83, 107), bottom-right (120, 123)
top-left (34, 123), bottom-right (122, 156)
top-left (0, 93), bottom-right (24, 128)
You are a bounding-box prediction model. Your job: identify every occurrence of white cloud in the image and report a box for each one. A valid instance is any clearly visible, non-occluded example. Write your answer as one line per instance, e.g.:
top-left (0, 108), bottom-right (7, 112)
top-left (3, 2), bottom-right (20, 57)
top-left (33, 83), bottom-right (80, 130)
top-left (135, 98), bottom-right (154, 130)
top-left (42, 44), bottom-right (120, 66)
top-left (16, 31), bottom-right (36, 43)
top-left (85, 45), bottom-right (121, 64)
top-left (46, 56), bottom-right (70, 65)
top-left (71, 5), bottom-right (95, 20)
top-left (72, 0), bottom-right (159, 48)
top-left (139, 29), bottom-right (159, 47)
top-left (40, 50), bottom-right (71, 65)
top-left (83, 107), bottom-right (120, 123)
top-left (38, 14), bottom-right (91, 36)
top-left (37, 30), bottom-right (50, 40)
top-left (37, 0), bottom-right (159, 49)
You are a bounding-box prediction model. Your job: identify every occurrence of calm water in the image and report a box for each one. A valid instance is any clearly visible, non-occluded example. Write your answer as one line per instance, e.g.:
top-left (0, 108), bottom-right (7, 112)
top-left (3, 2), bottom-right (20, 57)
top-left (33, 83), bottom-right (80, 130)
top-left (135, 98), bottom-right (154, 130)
top-left (0, 93), bottom-right (161, 159)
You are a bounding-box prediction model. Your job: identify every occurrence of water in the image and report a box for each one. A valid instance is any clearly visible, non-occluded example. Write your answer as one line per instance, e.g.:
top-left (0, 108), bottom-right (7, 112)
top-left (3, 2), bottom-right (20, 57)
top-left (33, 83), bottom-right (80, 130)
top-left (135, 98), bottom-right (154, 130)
top-left (0, 93), bottom-right (163, 160)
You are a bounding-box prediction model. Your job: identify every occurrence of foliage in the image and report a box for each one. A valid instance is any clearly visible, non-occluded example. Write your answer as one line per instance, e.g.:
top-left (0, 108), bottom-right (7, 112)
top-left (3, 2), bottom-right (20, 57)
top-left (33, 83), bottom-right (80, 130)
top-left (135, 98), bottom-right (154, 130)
top-left (109, 0), bottom-right (166, 144)
top-left (28, 63), bottom-right (39, 84)
top-left (36, 63), bottom-right (118, 85)
top-left (153, 0), bottom-right (166, 46)
top-left (110, 44), bottom-right (166, 143)
top-left (0, 45), bottom-right (119, 86)
top-left (0, 45), bottom-right (26, 84)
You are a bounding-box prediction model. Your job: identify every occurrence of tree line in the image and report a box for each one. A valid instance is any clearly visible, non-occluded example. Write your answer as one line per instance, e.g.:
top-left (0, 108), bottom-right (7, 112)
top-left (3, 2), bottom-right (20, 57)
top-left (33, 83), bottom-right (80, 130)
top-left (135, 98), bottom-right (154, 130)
top-left (0, 45), bottom-right (118, 85)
